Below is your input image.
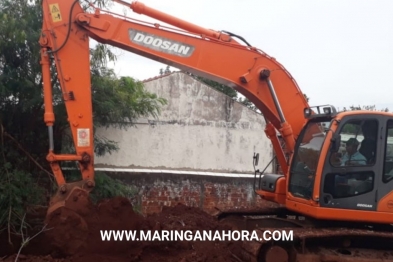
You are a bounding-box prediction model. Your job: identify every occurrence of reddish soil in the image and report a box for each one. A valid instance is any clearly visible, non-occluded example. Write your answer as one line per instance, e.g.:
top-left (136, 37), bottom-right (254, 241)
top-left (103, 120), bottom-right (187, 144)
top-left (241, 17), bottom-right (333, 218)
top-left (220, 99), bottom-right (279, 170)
top-left (1, 197), bottom-right (243, 262)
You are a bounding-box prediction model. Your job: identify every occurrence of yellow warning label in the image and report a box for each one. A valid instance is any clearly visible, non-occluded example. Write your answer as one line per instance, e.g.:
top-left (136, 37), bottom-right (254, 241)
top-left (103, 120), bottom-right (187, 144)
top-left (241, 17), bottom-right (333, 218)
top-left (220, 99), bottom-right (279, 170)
top-left (49, 3), bottom-right (62, 23)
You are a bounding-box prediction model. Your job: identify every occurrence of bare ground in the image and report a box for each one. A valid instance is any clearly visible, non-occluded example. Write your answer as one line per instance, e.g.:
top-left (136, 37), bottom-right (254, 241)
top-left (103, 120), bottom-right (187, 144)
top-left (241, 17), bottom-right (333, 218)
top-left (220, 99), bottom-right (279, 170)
top-left (0, 197), bottom-right (243, 262)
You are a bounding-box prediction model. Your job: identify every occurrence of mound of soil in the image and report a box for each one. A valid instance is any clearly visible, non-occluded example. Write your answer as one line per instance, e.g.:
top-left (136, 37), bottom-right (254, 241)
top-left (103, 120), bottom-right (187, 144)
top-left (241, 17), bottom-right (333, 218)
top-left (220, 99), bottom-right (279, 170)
top-left (1, 197), bottom-right (243, 262)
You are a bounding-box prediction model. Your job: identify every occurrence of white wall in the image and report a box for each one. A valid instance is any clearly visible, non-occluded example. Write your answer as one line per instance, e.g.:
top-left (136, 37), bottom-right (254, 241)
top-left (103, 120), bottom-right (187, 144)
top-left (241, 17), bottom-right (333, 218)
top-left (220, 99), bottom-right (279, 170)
top-left (95, 72), bottom-right (272, 174)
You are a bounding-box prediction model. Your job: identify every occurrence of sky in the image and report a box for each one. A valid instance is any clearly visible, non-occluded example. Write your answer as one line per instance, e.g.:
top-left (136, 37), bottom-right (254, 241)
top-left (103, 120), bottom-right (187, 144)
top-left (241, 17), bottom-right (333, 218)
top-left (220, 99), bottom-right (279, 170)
top-left (102, 0), bottom-right (393, 111)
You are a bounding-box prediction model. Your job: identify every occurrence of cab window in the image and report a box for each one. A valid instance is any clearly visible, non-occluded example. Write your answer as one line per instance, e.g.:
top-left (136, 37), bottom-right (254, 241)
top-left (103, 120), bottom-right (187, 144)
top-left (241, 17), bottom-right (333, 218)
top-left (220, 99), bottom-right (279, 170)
top-left (330, 119), bottom-right (378, 167)
top-left (383, 120), bottom-right (393, 183)
top-left (323, 171), bottom-right (374, 198)
top-left (289, 120), bottom-right (331, 199)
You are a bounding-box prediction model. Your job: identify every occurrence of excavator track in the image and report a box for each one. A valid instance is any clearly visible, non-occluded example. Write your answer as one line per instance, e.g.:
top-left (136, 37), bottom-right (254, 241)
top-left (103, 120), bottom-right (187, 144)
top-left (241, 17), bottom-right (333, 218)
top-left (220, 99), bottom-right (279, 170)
top-left (217, 209), bottom-right (393, 262)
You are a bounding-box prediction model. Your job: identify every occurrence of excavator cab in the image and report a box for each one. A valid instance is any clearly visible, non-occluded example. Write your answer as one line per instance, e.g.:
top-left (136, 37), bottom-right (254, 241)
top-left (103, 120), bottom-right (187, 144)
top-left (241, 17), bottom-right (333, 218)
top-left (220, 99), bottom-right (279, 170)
top-left (318, 113), bottom-right (392, 214)
top-left (258, 106), bottom-right (393, 224)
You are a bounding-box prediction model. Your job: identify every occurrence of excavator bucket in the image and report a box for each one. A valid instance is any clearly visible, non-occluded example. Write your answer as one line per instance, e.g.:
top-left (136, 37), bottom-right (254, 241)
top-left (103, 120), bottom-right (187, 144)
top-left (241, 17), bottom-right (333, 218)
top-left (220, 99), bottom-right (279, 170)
top-left (45, 181), bottom-right (94, 255)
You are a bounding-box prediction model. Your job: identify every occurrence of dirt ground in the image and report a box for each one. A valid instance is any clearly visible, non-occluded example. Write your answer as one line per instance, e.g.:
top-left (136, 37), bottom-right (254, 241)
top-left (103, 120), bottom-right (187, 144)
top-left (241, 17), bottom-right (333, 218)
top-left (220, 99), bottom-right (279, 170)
top-left (1, 197), bottom-right (243, 262)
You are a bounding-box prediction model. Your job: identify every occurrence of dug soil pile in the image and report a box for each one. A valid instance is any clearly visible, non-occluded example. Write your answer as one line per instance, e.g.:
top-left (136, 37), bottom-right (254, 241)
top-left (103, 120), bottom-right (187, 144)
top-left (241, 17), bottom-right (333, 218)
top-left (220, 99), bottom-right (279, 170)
top-left (2, 197), bottom-right (242, 262)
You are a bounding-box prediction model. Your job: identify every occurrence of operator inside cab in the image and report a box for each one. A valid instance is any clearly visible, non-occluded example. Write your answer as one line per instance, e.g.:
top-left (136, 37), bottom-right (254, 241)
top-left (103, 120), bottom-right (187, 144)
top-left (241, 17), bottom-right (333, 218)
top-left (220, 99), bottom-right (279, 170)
top-left (340, 138), bottom-right (367, 166)
top-left (331, 120), bottom-right (378, 167)
top-left (324, 119), bottom-right (378, 199)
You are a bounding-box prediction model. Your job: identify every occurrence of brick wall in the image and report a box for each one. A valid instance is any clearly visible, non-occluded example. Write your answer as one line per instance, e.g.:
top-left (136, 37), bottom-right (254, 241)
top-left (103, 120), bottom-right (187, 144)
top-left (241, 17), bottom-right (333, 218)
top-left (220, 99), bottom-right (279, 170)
top-left (110, 172), bottom-right (279, 215)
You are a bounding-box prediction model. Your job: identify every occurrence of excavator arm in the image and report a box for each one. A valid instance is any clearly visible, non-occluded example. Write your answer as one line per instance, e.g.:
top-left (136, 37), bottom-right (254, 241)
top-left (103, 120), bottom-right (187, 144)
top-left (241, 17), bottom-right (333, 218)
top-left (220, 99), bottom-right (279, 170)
top-left (40, 0), bottom-right (309, 213)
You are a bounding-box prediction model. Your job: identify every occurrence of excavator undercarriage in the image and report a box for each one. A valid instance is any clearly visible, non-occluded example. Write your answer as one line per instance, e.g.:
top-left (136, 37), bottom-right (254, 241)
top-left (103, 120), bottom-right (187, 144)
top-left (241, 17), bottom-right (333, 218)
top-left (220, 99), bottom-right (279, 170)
top-left (217, 207), bottom-right (393, 262)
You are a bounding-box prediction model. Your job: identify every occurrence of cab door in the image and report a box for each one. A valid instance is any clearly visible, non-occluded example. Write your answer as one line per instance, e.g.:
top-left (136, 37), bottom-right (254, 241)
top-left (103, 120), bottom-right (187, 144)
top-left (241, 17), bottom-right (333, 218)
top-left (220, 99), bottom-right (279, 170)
top-left (319, 116), bottom-right (384, 211)
top-left (376, 118), bottom-right (393, 206)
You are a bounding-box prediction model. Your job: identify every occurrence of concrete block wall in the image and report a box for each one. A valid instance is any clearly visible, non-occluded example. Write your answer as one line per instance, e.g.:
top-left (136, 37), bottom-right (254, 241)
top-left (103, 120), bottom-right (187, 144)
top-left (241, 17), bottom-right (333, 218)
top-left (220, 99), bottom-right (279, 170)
top-left (94, 72), bottom-right (275, 213)
top-left (95, 72), bottom-right (272, 174)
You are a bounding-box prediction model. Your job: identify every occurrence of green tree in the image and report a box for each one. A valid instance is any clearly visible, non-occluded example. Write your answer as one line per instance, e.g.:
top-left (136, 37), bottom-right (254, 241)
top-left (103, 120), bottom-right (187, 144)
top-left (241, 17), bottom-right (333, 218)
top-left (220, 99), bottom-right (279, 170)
top-left (0, 0), bottom-right (166, 238)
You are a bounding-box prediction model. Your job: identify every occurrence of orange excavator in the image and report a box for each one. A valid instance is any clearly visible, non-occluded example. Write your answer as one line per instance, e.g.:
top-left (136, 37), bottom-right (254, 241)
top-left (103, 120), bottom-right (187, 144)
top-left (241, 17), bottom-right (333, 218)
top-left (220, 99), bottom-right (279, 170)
top-left (40, 0), bottom-right (393, 261)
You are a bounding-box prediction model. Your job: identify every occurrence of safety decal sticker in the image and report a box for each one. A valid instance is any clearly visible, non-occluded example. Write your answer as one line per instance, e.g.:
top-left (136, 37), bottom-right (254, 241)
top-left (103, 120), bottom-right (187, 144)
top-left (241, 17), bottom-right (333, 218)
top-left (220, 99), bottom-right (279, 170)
top-left (49, 3), bottom-right (62, 23)
top-left (77, 128), bottom-right (90, 147)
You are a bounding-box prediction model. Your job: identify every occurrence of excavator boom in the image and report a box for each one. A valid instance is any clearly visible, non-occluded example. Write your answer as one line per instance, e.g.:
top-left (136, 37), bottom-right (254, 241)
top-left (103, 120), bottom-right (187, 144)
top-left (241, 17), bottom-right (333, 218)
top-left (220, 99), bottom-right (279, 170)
top-left (40, 0), bottom-right (309, 192)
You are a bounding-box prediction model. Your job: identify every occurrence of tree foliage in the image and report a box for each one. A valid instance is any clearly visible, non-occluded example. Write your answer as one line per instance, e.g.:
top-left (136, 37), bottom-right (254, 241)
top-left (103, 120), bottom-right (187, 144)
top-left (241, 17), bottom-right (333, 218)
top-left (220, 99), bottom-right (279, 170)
top-left (0, 0), bottom-right (166, 237)
top-left (92, 69), bottom-right (166, 129)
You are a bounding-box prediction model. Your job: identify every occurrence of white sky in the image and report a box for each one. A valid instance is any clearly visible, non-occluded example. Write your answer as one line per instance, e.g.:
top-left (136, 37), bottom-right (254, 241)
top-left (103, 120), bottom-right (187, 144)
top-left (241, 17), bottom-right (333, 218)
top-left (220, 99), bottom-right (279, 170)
top-left (104, 0), bottom-right (393, 111)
